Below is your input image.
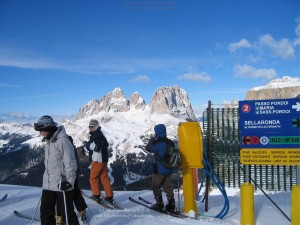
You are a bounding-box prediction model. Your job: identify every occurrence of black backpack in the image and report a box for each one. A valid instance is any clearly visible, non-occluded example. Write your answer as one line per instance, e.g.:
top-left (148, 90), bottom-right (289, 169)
top-left (154, 138), bottom-right (181, 169)
top-left (162, 144), bottom-right (181, 169)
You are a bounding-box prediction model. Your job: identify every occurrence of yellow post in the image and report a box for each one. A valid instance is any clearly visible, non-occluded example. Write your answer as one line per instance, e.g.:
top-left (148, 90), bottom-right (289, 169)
top-left (291, 185), bottom-right (300, 225)
top-left (178, 122), bottom-right (203, 217)
top-left (182, 167), bottom-right (197, 215)
top-left (193, 168), bottom-right (198, 198)
top-left (240, 182), bottom-right (254, 225)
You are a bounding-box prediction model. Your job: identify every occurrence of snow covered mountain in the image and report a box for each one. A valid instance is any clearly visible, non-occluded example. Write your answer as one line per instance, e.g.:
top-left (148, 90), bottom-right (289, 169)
top-left (1, 80), bottom-right (299, 189)
top-left (0, 86), bottom-right (194, 189)
top-left (75, 86), bottom-right (195, 121)
top-left (246, 76), bottom-right (300, 100)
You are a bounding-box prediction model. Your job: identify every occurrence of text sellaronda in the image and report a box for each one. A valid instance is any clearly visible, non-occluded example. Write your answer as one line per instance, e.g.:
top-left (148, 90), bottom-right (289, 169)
top-left (244, 120), bottom-right (281, 129)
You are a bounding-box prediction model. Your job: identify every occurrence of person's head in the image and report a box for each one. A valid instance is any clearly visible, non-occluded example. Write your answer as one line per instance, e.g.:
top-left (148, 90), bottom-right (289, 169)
top-left (88, 119), bottom-right (100, 133)
top-left (34, 115), bottom-right (58, 139)
top-left (154, 124), bottom-right (166, 138)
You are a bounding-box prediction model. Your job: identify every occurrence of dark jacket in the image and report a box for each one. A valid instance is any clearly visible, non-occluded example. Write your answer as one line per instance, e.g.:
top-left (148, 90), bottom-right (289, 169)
top-left (87, 127), bottom-right (109, 163)
top-left (146, 124), bottom-right (174, 175)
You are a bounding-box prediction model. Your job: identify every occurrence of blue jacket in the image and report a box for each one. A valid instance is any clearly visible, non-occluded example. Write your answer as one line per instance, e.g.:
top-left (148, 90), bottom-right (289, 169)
top-left (146, 124), bottom-right (174, 175)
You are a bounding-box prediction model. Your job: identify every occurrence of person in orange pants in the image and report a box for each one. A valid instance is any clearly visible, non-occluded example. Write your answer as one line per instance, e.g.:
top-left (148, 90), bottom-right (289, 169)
top-left (83, 119), bottom-right (115, 205)
top-left (90, 162), bottom-right (113, 198)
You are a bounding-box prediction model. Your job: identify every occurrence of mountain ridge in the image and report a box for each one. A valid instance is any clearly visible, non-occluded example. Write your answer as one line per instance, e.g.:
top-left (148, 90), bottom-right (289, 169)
top-left (246, 76), bottom-right (300, 100)
top-left (76, 85), bottom-right (196, 121)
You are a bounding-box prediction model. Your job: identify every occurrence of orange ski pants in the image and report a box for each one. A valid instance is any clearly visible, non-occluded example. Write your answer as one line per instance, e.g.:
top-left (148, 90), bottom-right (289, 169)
top-left (89, 161), bottom-right (113, 198)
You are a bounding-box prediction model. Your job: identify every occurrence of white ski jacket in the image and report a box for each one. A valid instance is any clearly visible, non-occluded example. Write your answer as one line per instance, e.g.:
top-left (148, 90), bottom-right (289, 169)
top-left (42, 126), bottom-right (77, 191)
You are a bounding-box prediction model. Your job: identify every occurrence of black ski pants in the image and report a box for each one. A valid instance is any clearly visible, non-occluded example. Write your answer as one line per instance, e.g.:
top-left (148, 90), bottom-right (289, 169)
top-left (57, 178), bottom-right (87, 216)
top-left (40, 189), bottom-right (79, 225)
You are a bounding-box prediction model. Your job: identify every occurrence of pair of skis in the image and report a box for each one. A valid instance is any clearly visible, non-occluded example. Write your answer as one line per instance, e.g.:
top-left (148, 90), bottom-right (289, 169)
top-left (0, 194), bottom-right (39, 223)
top-left (81, 191), bottom-right (123, 210)
top-left (13, 211), bottom-right (89, 225)
top-left (129, 196), bottom-right (196, 219)
top-left (0, 193), bottom-right (7, 203)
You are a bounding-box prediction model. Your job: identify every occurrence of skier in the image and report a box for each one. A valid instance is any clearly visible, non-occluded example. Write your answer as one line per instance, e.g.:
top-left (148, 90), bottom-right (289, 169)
top-left (145, 124), bottom-right (176, 212)
top-left (56, 136), bottom-right (88, 225)
top-left (34, 115), bottom-right (79, 225)
top-left (83, 119), bottom-right (115, 206)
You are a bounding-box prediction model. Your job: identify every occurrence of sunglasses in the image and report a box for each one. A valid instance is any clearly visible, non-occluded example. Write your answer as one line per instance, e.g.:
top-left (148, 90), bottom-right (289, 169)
top-left (34, 123), bottom-right (45, 131)
top-left (89, 126), bottom-right (95, 129)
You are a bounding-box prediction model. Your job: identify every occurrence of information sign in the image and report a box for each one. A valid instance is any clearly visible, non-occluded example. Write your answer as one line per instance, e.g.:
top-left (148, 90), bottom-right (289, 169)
top-left (239, 98), bottom-right (300, 165)
top-left (240, 149), bottom-right (300, 165)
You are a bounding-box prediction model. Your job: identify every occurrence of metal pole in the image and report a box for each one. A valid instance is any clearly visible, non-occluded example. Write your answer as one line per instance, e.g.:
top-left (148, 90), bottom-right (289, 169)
top-left (245, 165), bottom-right (250, 183)
top-left (177, 172), bottom-right (181, 211)
top-left (30, 193), bottom-right (42, 225)
top-left (297, 166), bottom-right (300, 184)
top-left (205, 100), bottom-right (212, 212)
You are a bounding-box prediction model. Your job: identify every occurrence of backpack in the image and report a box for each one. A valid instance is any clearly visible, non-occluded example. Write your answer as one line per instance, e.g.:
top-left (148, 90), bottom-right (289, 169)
top-left (67, 135), bottom-right (81, 176)
top-left (161, 144), bottom-right (181, 169)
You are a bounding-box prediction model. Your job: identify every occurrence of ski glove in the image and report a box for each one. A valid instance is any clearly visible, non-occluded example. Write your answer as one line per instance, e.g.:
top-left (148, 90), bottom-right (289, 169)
top-left (58, 181), bottom-right (72, 191)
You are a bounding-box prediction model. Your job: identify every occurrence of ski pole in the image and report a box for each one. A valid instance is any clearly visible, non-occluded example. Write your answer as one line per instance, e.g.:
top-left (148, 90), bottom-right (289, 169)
top-left (177, 172), bottom-right (180, 211)
top-left (62, 191), bottom-right (69, 225)
top-left (30, 193), bottom-right (41, 225)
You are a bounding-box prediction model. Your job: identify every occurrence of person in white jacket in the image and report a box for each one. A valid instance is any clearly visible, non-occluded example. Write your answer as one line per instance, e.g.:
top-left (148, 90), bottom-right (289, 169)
top-left (34, 115), bottom-right (79, 225)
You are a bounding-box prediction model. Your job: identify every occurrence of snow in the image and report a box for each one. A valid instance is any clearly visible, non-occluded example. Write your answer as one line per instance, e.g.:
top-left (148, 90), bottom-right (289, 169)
top-left (0, 184), bottom-right (292, 225)
top-left (250, 76), bottom-right (300, 90)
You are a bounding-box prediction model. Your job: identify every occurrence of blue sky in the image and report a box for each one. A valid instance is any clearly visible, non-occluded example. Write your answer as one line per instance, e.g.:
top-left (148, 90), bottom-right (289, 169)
top-left (0, 0), bottom-right (299, 122)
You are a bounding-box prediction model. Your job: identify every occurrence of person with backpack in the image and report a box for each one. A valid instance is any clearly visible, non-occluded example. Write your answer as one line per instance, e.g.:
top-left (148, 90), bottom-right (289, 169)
top-left (56, 136), bottom-right (88, 225)
top-left (34, 115), bottom-right (79, 225)
top-left (145, 124), bottom-right (176, 212)
top-left (83, 119), bottom-right (115, 205)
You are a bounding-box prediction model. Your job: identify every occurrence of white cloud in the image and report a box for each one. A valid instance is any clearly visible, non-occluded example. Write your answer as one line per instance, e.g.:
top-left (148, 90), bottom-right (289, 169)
top-left (129, 75), bottom-right (150, 83)
top-left (0, 83), bottom-right (21, 88)
top-left (294, 38), bottom-right (300, 46)
top-left (246, 55), bottom-right (261, 63)
top-left (0, 112), bottom-right (38, 123)
top-left (228, 39), bottom-right (252, 52)
top-left (294, 17), bottom-right (300, 47)
top-left (295, 17), bottom-right (300, 36)
top-left (259, 34), bottom-right (295, 59)
top-left (234, 64), bottom-right (277, 80)
top-left (177, 72), bottom-right (212, 82)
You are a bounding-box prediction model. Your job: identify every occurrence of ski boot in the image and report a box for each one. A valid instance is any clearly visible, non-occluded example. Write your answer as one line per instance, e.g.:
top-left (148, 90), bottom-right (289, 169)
top-left (56, 215), bottom-right (65, 225)
top-left (91, 195), bottom-right (103, 204)
top-left (165, 195), bottom-right (175, 212)
top-left (105, 196), bottom-right (116, 206)
top-left (151, 195), bottom-right (164, 212)
top-left (79, 210), bottom-right (88, 225)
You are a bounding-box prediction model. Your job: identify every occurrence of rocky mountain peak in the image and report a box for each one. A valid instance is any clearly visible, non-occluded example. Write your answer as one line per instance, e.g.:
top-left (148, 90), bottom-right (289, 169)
top-left (99, 87), bottom-right (130, 113)
top-left (75, 99), bottom-right (101, 120)
top-left (149, 85), bottom-right (196, 120)
top-left (129, 92), bottom-right (146, 110)
top-left (75, 85), bottom-right (196, 121)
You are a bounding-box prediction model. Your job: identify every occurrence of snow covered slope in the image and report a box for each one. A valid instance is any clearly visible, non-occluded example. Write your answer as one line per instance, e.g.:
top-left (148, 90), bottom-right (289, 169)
top-left (0, 184), bottom-right (291, 225)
